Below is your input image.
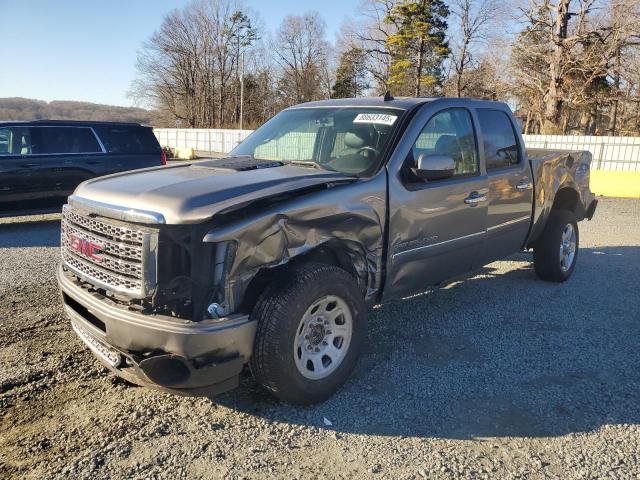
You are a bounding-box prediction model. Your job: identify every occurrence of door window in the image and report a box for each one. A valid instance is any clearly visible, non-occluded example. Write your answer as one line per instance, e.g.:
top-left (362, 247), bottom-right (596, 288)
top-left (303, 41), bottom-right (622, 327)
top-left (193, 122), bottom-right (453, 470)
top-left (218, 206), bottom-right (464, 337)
top-left (477, 109), bottom-right (520, 170)
top-left (0, 128), bottom-right (12, 155)
top-left (0, 128), bottom-right (10, 155)
top-left (30, 127), bottom-right (101, 155)
top-left (93, 126), bottom-right (160, 154)
top-left (408, 109), bottom-right (478, 179)
top-left (0, 127), bottom-right (33, 155)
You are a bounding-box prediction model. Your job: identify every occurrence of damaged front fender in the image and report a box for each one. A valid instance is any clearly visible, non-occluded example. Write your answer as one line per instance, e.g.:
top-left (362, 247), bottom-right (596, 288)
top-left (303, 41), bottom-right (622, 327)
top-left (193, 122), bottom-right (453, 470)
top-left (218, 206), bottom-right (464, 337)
top-left (203, 172), bottom-right (388, 313)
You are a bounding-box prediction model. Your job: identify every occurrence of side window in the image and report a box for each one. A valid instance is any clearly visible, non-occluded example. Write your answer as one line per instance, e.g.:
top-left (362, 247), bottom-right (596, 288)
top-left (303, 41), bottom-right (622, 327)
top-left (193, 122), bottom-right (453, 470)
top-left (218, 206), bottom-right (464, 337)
top-left (477, 109), bottom-right (520, 170)
top-left (94, 126), bottom-right (160, 154)
top-left (0, 128), bottom-right (12, 155)
top-left (30, 127), bottom-right (101, 154)
top-left (0, 127), bottom-right (33, 155)
top-left (68, 128), bottom-right (102, 153)
top-left (408, 108), bottom-right (478, 179)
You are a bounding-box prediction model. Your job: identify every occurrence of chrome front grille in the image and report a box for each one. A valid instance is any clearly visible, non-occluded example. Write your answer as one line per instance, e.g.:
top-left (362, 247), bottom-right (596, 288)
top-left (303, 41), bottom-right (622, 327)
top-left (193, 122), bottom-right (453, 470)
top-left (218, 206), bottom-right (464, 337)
top-left (61, 204), bottom-right (158, 298)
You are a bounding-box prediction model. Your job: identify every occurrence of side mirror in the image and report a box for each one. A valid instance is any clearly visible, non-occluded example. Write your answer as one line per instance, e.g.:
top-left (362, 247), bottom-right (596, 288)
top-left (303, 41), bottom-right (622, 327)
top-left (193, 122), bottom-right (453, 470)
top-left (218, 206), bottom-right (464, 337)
top-left (415, 153), bottom-right (456, 181)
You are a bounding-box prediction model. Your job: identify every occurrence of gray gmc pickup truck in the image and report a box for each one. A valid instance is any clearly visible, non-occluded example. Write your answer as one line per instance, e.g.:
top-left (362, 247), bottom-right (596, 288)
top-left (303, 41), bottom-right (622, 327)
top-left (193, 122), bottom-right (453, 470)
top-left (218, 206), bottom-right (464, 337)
top-left (57, 97), bottom-right (597, 404)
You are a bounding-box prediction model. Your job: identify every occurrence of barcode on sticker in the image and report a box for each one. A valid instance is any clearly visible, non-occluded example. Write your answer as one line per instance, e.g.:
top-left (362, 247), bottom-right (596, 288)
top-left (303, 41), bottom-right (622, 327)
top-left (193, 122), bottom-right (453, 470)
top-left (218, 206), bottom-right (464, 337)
top-left (353, 113), bottom-right (397, 125)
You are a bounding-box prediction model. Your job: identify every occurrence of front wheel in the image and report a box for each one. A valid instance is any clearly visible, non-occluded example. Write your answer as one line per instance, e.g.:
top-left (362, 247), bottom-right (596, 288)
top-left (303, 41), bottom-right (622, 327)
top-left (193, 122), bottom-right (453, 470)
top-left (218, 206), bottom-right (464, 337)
top-left (250, 263), bottom-right (366, 405)
top-left (533, 209), bottom-right (579, 282)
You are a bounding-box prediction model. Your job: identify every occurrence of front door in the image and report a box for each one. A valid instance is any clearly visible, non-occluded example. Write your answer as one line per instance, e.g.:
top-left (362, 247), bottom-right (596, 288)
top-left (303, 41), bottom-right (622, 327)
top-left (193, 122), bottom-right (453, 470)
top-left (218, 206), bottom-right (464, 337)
top-left (0, 125), bottom-right (46, 212)
top-left (384, 106), bottom-right (488, 300)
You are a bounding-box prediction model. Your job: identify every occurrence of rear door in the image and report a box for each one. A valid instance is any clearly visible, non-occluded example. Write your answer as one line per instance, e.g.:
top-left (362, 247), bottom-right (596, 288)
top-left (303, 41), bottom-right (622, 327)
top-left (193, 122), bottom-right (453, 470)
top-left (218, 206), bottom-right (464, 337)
top-left (475, 109), bottom-right (533, 263)
top-left (383, 104), bottom-right (488, 300)
top-left (30, 126), bottom-right (105, 197)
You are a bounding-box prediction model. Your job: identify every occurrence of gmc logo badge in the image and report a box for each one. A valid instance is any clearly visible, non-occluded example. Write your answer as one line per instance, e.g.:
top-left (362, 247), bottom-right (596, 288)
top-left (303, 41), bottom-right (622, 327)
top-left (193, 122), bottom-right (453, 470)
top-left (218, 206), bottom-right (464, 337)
top-left (69, 233), bottom-right (103, 263)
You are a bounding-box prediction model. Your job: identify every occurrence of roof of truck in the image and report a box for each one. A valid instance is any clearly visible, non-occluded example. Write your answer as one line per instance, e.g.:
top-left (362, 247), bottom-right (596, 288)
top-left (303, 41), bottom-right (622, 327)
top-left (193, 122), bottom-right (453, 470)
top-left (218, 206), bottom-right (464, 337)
top-left (289, 96), bottom-right (510, 111)
top-left (289, 96), bottom-right (433, 110)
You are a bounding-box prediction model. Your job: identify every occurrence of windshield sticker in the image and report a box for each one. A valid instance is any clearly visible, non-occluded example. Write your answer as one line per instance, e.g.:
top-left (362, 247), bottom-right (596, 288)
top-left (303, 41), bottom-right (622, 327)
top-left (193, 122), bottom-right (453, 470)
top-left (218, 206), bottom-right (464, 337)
top-left (353, 113), bottom-right (397, 125)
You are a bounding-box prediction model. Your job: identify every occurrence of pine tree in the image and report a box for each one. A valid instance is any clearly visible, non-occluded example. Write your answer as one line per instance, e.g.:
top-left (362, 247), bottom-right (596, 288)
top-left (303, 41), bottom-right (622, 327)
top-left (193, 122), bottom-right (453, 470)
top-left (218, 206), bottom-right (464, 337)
top-left (331, 48), bottom-right (369, 98)
top-left (384, 0), bottom-right (450, 96)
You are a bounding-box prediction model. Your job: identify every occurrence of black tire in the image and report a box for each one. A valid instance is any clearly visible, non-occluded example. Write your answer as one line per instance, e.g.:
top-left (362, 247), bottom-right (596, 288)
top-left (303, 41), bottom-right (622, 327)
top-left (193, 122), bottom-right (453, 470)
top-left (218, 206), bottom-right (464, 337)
top-left (533, 209), bottom-right (579, 282)
top-left (249, 263), bottom-right (367, 405)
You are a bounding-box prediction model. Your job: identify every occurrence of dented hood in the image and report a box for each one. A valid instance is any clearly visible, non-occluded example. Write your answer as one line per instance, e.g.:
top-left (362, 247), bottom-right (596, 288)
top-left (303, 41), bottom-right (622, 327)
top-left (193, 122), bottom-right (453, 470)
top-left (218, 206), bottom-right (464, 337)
top-left (73, 158), bottom-right (357, 224)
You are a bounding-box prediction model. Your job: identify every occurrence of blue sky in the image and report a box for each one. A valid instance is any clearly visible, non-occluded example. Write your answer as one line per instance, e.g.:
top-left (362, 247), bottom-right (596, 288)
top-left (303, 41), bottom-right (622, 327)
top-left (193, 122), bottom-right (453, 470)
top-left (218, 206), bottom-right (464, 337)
top-left (0, 0), bottom-right (359, 107)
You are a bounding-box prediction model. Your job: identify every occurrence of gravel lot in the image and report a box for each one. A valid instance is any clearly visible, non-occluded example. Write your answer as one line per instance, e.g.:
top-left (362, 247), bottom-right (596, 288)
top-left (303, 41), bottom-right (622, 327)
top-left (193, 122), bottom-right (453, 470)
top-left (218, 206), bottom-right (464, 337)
top-left (1, 198), bottom-right (639, 479)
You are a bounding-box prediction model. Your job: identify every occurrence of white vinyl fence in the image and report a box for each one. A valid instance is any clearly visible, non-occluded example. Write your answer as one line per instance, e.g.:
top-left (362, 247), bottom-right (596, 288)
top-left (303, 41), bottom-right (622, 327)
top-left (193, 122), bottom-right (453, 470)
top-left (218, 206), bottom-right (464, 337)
top-left (154, 128), bottom-right (253, 155)
top-left (522, 135), bottom-right (640, 171)
top-left (154, 128), bottom-right (640, 172)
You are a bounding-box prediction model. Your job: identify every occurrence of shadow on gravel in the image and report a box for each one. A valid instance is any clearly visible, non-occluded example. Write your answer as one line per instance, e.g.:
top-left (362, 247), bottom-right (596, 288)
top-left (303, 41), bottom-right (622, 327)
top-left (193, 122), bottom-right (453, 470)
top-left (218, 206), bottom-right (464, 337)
top-left (0, 220), bottom-right (60, 248)
top-left (216, 246), bottom-right (640, 440)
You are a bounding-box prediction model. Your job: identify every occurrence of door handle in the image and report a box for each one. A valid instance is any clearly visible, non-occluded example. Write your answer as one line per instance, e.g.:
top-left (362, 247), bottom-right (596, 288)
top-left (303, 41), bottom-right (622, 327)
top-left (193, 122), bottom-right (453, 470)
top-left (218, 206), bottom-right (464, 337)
top-left (21, 163), bottom-right (38, 168)
top-left (464, 192), bottom-right (488, 206)
top-left (516, 179), bottom-right (532, 191)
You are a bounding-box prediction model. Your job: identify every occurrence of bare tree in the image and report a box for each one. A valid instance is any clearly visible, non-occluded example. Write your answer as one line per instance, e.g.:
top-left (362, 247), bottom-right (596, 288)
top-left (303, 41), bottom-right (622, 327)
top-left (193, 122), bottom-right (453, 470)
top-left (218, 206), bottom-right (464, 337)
top-left (346, 0), bottom-right (399, 94)
top-left (602, 0), bottom-right (640, 134)
top-left (518, 0), bottom-right (617, 133)
top-left (273, 12), bottom-right (331, 104)
top-left (131, 0), bottom-right (259, 128)
top-left (449, 0), bottom-right (501, 97)
top-left (132, 5), bottom-right (202, 126)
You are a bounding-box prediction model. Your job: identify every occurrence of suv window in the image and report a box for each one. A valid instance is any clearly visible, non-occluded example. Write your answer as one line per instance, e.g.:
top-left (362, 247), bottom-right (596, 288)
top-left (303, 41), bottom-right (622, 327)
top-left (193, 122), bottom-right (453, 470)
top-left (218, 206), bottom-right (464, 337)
top-left (477, 109), bottom-right (520, 170)
top-left (0, 128), bottom-right (12, 155)
top-left (30, 127), bottom-right (102, 155)
top-left (0, 126), bottom-right (33, 155)
top-left (93, 126), bottom-right (160, 154)
top-left (408, 108), bottom-right (478, 178)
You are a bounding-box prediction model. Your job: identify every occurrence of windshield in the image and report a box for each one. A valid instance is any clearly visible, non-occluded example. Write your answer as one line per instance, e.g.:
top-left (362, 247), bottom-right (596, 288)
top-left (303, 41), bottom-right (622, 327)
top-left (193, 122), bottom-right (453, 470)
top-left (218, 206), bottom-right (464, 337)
top-left (230, 107), bottom-right (404, 176)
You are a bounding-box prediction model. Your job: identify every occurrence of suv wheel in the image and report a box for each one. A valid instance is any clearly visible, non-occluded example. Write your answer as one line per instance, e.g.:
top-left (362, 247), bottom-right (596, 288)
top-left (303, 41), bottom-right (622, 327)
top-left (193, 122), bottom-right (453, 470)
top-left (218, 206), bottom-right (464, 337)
top-left (533, 209), bottom-right (579, 282)
top-left (250, 263), bottom-right (366, 405)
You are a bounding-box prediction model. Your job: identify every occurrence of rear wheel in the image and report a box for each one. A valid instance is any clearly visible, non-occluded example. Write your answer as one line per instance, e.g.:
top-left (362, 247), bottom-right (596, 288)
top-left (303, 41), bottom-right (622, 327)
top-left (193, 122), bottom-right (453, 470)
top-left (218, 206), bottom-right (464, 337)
top-left (250, 263), bottom-right (366, 405)
top-left (533, 209), bottom-right (579, 282)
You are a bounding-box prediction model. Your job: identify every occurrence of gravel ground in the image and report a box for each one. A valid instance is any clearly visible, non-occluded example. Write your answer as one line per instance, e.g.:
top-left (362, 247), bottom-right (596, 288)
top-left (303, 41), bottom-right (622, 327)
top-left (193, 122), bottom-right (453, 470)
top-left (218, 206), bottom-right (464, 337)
top-left (0, 198), bottom-right (639, 479)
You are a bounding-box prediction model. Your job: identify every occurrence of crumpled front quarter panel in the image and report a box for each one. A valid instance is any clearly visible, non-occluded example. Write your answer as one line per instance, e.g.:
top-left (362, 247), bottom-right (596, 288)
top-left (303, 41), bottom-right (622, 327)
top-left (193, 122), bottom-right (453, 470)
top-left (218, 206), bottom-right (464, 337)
top-left (203, 173), bottom-right (388, 310)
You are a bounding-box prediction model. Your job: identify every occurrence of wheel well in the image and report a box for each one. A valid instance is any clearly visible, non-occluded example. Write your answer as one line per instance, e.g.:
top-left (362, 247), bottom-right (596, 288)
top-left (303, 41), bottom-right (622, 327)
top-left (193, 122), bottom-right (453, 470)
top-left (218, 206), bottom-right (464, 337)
top-left (552, 187), bottom-right (585, 220)
top-left (239, 244), bottom-right (364, 314)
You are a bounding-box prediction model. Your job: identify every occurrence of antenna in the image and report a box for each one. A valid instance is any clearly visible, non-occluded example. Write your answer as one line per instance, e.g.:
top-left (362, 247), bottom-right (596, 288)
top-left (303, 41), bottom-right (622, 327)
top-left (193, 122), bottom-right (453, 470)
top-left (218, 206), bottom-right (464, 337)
top-left (383, 90), bottom-right (394, 101)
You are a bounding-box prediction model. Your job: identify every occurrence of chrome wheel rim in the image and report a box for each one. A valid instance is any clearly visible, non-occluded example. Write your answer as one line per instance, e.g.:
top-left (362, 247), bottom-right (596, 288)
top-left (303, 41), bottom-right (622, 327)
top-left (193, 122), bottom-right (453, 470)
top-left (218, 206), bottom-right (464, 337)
top-left (293, 295), bottom-right (353, 380)
top-left (559, 223), bottom-right (577, 273)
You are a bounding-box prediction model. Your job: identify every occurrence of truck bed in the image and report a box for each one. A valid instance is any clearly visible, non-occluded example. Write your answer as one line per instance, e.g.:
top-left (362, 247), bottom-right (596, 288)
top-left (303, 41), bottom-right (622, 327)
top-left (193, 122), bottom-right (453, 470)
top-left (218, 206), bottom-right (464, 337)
top-left (526, 148), bottom-right (596, 245)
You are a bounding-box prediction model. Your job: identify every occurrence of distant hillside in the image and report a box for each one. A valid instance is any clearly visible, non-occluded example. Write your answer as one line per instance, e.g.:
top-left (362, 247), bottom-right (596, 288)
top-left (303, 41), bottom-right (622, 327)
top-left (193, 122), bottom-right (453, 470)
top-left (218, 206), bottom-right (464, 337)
top-left (0, 97), bottom-right (158, 125)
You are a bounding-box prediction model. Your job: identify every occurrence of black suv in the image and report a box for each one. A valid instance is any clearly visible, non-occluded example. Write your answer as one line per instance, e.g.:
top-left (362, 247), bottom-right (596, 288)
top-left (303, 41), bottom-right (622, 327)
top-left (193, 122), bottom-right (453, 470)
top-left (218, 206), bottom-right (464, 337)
top-left (0, 120), bottom-right (166, 216)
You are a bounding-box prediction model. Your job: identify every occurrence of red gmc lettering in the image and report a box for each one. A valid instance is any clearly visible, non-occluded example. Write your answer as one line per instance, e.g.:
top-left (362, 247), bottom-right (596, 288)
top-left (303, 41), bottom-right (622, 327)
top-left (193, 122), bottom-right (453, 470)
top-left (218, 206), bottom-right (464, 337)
top-left (69, 233), bottom-right (103, 263)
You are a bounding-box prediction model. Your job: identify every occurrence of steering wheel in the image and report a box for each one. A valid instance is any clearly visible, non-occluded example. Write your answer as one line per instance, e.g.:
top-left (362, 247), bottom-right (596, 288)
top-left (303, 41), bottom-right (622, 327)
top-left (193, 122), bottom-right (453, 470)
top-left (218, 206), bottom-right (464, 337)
top-left (356, 146), bottom-right (380, 157)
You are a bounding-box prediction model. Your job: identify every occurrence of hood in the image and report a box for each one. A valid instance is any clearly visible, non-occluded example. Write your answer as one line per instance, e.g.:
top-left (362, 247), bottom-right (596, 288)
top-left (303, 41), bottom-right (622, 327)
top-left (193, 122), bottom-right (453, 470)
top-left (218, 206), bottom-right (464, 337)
top-left (72, 157), bottom-right (357, 224)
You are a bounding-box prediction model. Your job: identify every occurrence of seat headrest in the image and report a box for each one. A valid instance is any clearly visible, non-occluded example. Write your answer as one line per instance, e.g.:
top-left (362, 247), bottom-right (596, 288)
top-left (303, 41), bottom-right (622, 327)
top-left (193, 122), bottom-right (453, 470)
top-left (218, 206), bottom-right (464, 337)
top-left (344, 131), bottom-right (367, 149)
top-left (434, 135), bottom-right (458, 154)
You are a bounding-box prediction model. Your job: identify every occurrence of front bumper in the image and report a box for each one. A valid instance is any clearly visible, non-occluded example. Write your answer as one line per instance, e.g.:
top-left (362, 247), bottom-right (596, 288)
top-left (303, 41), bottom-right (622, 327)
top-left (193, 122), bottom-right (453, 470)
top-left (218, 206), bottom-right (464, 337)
top-left (57, 265), bottom-right (257, 397)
